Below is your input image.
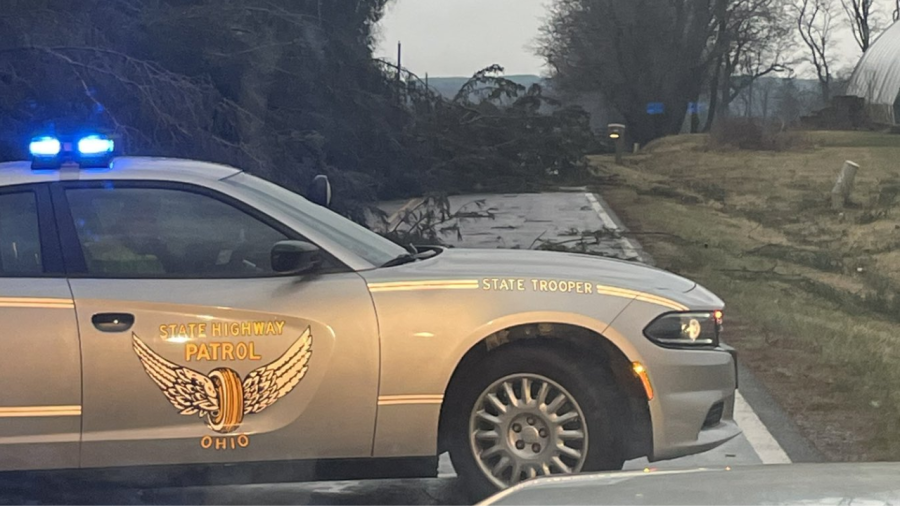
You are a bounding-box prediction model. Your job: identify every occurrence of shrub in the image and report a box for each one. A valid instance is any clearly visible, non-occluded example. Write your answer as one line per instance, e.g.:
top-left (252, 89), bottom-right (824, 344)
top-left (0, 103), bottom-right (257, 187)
top-left (709, 118), bottom-right (810, 152)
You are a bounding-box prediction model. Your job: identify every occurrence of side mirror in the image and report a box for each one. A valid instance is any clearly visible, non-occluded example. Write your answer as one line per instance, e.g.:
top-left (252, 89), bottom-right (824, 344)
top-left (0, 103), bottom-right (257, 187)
top-left (307, 175), bottom-right (332, 208)
top-left (271, 240), bottom-right (321, 275)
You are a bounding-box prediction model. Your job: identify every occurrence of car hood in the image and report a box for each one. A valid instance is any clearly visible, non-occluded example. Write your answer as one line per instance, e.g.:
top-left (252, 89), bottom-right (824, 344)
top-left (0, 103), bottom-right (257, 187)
top-left (480, 463), bottom-right (900, 505)
top-left (373, 248), bottom-right (698, 294)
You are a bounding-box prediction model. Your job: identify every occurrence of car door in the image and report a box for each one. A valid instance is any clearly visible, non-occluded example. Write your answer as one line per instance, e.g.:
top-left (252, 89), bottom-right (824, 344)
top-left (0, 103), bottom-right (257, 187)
top-left (0, 184), bottom-right (82, 471)
top-left (52, 180), bottom-right (379, 469)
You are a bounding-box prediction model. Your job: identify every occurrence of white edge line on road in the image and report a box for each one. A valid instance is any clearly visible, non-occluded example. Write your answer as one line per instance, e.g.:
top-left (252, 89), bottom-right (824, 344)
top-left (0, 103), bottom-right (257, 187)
top-left (735, 391), bottom-right (792, 464)
top-left (584, 193), bottom-right (643, 262)
top-left (585, 192), bottom-right (792, 465)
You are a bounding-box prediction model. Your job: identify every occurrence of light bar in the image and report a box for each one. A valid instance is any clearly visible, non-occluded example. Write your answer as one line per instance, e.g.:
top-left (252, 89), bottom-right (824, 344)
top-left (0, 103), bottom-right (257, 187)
top-left (29, 133), bottom-right (116, 170)
top-left (78, 135), bottom-right (115, 156)
top-left (29, 137), bottom-right (62, 157)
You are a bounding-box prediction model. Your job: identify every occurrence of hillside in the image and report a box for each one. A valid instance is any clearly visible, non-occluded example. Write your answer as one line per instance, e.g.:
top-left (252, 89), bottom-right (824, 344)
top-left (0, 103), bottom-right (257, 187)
top-left (595, 131), bottom-right (900, 461)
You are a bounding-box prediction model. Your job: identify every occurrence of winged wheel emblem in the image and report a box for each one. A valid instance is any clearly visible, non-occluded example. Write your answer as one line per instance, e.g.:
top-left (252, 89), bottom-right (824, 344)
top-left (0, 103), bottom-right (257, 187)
top-left (132, 328), bottom-right (312, 434)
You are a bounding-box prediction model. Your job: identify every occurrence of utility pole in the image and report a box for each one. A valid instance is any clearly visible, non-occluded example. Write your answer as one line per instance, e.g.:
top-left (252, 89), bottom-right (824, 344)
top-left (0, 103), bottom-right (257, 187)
top-left (395, 41), bottom-right (403, 105)
top-left (397, 41), bottom-right (402, 84)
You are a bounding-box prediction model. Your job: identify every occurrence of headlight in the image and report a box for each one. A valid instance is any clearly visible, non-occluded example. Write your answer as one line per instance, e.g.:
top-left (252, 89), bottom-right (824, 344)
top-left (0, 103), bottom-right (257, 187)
top-left (643, 311), bottom-right (722, 348)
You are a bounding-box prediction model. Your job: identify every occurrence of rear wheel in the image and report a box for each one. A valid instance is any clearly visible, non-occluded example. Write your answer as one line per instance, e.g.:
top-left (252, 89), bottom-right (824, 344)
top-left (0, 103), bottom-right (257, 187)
top-left (445, 344), bottom-right (626, 500)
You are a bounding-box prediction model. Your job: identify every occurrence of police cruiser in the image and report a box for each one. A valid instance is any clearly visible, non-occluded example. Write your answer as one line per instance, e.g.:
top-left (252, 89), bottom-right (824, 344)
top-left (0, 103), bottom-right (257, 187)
top-left (0, 134), bottom-right (739, 498)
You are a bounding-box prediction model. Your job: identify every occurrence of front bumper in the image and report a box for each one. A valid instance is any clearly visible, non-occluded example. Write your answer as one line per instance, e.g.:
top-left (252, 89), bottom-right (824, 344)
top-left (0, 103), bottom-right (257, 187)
top-left (650, 394), bottom-right (740, 461)
top-left (606, 301), bottom-right (741, 462)
top-left (645, 345), bottom-right (740, 461)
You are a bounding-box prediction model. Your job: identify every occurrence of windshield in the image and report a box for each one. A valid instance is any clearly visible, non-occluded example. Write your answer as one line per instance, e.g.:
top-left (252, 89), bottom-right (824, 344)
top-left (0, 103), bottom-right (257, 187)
top-left (223, 173), bottom-right (408, 268)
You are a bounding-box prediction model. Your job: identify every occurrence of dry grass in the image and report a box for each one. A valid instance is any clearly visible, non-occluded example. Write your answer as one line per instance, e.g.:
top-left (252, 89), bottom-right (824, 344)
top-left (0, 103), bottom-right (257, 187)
top-left (592, 131), bottom-right (900, 461)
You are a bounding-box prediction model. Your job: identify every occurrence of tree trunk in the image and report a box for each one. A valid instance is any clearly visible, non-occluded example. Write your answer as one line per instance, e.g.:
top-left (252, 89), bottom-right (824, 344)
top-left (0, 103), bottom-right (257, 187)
top-left (718, 59), bottom-right (733, 122)
top-left (821, 80), bottom-right (831, 104)
top-left (625, 106), bottom-right (657, 146)
top-left (704, 57), bottom-right (723, 132)
top-left (664, 75), bottom-right (704, 136)
top-left (746, 80), bottom-right (754, 118)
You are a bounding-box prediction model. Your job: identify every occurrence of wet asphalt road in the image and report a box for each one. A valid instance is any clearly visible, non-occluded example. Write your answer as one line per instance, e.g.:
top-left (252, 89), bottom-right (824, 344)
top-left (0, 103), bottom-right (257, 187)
top-left (1, 449), bottom-right (759, 505)
top-left (0, 476), bottom-right (469, 505)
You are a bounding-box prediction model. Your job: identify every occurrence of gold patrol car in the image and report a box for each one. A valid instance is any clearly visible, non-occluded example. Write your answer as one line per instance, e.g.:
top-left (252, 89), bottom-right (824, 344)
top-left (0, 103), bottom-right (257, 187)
top-left (0, 135), bottom-right (739, 497)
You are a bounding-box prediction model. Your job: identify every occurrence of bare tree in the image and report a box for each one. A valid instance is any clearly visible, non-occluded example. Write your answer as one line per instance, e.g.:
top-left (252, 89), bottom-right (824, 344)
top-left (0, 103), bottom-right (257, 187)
top-left (703, 0), bottom-right (793, 130)
top-left (840, 0), bottom-right (877, 52)
top-left (796, 0), bottom-right (838, 102)
top-left (735, 75), bottom-right (777, 118)
top-left (758, 77), bottom-right (779, 119)
top-left (735, 51), bottom-right (788, 118)
top-left (775, 76), bottom-right (803, 124)
top-left (538, 0), bottom-right (719, 143)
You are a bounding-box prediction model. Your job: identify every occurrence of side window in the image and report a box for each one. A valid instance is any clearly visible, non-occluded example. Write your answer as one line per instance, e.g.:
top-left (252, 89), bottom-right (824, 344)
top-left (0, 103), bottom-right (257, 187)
top-left (0, 192), bottom-right (43, 276)
top-left (65, 187), bottom-right (291, 278)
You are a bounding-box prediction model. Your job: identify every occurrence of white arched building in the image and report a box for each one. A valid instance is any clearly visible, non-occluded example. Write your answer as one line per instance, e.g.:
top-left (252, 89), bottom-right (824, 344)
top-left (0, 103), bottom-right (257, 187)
top-left (847, 20), bottom-right (900, 125)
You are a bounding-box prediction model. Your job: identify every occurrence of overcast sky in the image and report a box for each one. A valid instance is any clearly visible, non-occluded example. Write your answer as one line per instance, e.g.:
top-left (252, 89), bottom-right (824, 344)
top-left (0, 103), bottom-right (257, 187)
top-left (375, 0), bottom-right (548, 77)
top-left (375, 0), bottom-right (868, 79)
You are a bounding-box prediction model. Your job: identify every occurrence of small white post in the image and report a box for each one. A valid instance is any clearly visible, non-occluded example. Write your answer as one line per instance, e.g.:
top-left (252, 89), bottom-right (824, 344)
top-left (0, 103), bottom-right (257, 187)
top-left (831, 161), bottom-right (860, 210)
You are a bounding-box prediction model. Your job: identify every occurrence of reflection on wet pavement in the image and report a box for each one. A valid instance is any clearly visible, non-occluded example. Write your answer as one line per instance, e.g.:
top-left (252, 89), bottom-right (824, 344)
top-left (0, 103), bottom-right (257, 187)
top-left (0, 476), bottom-right (468, 505)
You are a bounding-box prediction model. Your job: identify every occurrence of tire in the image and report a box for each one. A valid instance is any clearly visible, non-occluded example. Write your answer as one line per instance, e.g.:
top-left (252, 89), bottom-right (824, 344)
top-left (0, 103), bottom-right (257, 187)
top-left (445, 343), bottom-right (626, 501)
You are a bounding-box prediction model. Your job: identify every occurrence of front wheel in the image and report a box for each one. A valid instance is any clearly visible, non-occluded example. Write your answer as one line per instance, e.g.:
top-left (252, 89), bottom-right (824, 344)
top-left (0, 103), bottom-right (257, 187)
top-left (445, 344), bottom-right (626, 500)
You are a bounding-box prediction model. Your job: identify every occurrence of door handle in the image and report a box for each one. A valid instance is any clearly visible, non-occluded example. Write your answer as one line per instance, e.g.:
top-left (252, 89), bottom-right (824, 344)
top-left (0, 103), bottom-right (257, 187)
top-left (92, 313), bottom-right (135, 333)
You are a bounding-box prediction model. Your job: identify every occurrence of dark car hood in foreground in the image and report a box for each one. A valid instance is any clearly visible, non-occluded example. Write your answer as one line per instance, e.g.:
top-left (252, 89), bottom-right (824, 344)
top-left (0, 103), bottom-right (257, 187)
top-left (480, 464), bottom-right (900, 506)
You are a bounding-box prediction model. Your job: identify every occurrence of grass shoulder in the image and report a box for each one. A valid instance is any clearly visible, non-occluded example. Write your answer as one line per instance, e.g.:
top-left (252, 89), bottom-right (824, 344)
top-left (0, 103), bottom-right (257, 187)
top-left (596, 131), bottom-right (900, 461)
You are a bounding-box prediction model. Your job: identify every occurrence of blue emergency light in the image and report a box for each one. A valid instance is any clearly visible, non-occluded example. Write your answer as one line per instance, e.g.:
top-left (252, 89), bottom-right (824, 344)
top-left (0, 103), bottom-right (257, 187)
top-left (29, 134), bottom-right (116, 170)
top-left (29, 137), bottom-right (62, 157)
top-left (77, 135), bottom-right (115, 156)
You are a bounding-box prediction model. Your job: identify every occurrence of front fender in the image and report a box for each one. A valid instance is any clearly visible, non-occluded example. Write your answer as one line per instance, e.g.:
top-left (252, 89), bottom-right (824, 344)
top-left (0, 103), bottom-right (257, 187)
top-left (368, 285), bottom-right (655, 458)
top-left (447, 309), bottom-right (646, 389)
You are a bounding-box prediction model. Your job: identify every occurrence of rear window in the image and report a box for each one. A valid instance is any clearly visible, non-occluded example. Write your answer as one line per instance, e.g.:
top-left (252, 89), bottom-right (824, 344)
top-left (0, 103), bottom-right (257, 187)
top-left (0, 192), bottom-right (42, 276)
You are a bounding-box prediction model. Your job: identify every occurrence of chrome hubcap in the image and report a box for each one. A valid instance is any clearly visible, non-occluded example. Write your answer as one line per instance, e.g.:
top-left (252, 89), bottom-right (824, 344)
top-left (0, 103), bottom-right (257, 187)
top-left (469, 374), bottom-right (588, 488)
